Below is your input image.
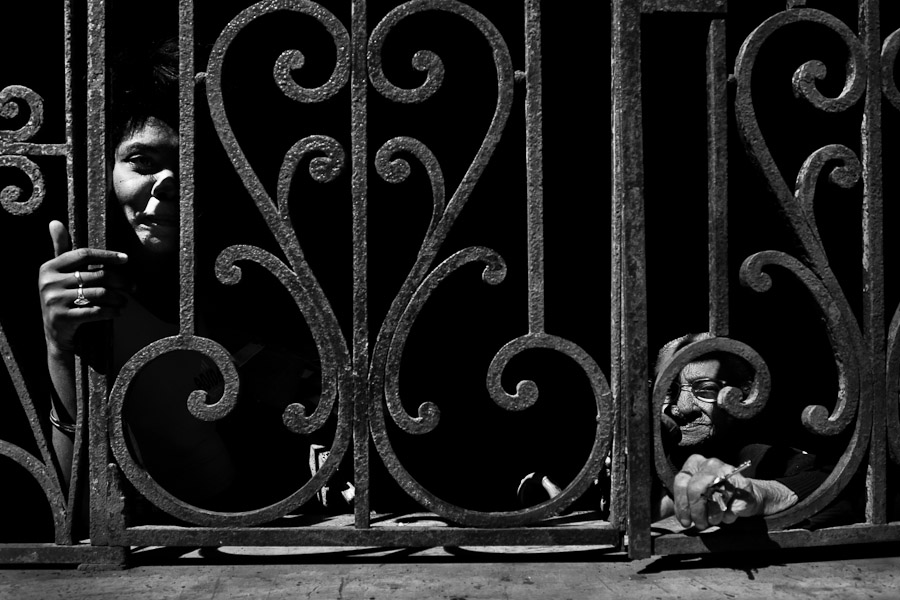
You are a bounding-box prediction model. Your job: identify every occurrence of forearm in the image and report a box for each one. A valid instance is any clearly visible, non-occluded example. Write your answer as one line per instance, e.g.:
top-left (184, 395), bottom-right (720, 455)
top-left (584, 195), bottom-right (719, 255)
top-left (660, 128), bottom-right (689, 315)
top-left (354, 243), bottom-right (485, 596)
top-left (672, 454), bottom-right (802, 529)
top-left (748, 477), bottom-right (799, 516)
top-left (40, 221), bottom-right (130, 495)
top-left (48, 343), bottom-right (77, 487)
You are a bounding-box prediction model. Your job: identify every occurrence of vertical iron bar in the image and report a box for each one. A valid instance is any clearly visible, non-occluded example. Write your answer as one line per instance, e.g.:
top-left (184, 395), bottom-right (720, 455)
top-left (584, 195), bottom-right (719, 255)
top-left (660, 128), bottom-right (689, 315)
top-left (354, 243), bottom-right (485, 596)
top-left (86, 0), bottom-right (110, 546)
top-left (525, 0), bottom-right (545, 336)
top-left (608, 13), bottom-right (627, 534)
top-left (706, 18), bottom-right (729, 337)
top-left (178, 0), bottom-right (196, 336)
top-left (861, 0), bottom-right (886, 525)
top-left (352, 0), bottom-right (371, 527)
top-left (62, 0), bottom-right (80, 546)
top-left (64, 0), bottom-right (78, 246)
top-left (612, 0), bottom-right (651, 559)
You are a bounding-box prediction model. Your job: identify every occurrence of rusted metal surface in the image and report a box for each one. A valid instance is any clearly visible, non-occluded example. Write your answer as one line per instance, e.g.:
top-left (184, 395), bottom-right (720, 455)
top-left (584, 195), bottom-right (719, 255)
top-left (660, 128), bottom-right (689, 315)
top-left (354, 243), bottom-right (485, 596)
top-left (3, 0), bottom-right (900, 565)
top-left (644, 0), bottom-right (899, 555)
top-left (99, 0), bottom-right (614, 540)
top-left (121, 517), bottom-right (621, 548)
top-left (887, 15), bottom-right (900, 482)
top-left (860, 0), bottom-right (887, 528)
top-left (883, 20), bottom-right (900, 483)
top-left (0, 0), bottom-right (125, 564)
top-left (107, 0), bottom-right (353, 530)
top-left (612, 0), bottom-right (652, 560)
top-left (653, 522), bottom-right (900, 556)
top-left (351, 0), bottom-right (372, 531)
top-left (0, 0), bottom-right (75, 550)
top-left (0, 86), bottom-right (53, 216)
top-left (365, 0), bottom-right (612, 529)
top-left (706, 18), bottom-right (729, 337)
top-left (86, 0), bottom-right (114, 548)
top-left (641, 0), bottom-right (727, 15)
top-left (178, 0), bottom-right (197, 335)
top-left (732, 5), bottom-right (872, 532)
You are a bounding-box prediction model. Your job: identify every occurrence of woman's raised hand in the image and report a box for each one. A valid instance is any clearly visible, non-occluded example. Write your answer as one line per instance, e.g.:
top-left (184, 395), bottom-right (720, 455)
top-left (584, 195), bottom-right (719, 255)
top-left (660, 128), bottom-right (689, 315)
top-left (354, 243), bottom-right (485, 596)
top-left (38, 220), bottom-right (131, 354)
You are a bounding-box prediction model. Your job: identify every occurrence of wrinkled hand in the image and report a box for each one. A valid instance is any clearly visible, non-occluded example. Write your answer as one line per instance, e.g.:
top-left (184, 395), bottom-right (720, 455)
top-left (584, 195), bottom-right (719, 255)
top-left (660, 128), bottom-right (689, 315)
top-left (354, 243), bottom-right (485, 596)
top-left (673, 454), bottom-right (760, 530)
top-left (38, 220), bottom-right (131, 354)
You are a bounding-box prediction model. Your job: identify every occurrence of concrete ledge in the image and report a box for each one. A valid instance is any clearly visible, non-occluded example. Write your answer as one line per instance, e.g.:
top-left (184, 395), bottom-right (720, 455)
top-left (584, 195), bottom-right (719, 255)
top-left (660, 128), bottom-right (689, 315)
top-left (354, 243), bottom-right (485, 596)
top-left (0, 544), bottom-right (126, 569)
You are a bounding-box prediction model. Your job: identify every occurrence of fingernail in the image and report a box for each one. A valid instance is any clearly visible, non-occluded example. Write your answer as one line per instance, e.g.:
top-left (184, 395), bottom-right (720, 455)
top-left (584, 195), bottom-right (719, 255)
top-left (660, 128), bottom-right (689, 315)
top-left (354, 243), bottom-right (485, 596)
top-left (117, 253), bottom-right (128, 261)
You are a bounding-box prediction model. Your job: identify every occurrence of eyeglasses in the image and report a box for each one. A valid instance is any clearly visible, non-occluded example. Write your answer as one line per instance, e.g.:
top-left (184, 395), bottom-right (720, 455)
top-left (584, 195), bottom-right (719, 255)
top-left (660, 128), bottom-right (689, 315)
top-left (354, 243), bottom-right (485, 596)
top-left (675, 378), bottom-right (727, 403)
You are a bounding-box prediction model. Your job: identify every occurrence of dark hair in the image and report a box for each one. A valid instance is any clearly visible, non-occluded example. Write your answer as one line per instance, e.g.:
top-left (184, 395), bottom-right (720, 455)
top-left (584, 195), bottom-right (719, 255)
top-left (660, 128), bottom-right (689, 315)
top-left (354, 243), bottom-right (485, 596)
top-left (109, 37), bottom-right (179, 148)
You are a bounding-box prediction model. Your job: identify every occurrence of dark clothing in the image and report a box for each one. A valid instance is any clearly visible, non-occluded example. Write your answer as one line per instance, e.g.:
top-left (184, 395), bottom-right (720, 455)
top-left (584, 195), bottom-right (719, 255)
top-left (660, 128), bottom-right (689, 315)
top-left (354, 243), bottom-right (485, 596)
top-left (737, 443), bottom-right (825, 502)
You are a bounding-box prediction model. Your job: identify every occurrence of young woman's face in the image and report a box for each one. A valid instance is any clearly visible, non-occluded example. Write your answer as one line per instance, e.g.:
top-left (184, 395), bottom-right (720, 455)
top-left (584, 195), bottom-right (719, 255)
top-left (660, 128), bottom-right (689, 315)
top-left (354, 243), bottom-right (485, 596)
top-left (112, 116), bottom-right (180, 257)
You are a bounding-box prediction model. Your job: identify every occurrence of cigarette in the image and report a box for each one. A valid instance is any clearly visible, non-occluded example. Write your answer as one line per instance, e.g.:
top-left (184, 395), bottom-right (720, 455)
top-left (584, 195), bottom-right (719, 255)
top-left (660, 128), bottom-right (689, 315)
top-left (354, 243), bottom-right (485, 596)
top-left (719, 460), bottom-right (751, 484)
top-left (704, 460), bottom-right (752, 501)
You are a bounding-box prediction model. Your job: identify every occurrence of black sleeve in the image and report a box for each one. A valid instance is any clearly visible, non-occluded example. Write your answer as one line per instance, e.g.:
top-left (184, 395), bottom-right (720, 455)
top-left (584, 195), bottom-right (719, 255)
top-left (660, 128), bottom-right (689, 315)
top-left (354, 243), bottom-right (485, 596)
top-left (737, 443), bottom-right (828, 501)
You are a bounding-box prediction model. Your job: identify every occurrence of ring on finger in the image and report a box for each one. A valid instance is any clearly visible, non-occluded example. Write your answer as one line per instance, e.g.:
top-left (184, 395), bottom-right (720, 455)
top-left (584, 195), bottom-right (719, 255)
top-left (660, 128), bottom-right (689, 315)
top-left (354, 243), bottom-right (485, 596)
top-left (73, 270), bottom-right (91, 307)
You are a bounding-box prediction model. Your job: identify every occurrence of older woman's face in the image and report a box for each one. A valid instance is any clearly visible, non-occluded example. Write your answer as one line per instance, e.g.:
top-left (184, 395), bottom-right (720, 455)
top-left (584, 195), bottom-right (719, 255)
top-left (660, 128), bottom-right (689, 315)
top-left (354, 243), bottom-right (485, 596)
top-left (112, 116), bottom-right (179, 257)
top-left (664, 358), bottom-right (734, 447)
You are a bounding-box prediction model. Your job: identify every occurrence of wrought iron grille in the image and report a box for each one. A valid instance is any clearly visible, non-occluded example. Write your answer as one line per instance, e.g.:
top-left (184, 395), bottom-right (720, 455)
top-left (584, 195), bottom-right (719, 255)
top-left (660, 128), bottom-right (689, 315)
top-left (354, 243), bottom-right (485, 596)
top-left (1, 0), bottom-right (899, 566)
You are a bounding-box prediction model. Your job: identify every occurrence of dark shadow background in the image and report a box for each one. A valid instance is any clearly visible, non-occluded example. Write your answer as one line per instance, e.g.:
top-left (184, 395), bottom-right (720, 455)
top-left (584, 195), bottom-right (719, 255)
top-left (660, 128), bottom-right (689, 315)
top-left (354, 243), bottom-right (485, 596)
top-left (2, 0), bottom-right (898, 540)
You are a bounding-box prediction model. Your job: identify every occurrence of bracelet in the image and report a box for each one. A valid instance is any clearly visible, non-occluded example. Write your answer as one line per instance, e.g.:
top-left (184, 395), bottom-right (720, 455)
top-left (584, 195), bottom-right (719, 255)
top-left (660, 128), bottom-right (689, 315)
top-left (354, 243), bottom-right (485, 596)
top-left (49, 405), bottom-right (77, 435)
